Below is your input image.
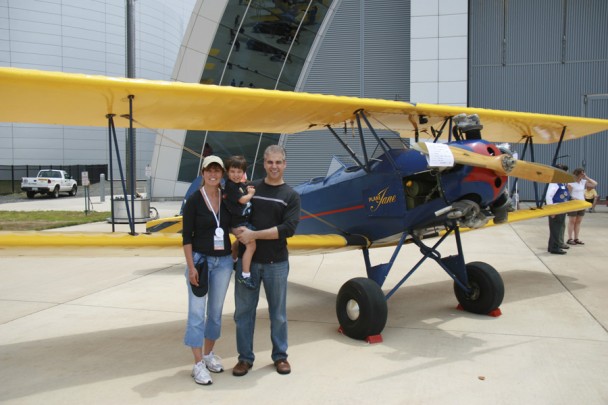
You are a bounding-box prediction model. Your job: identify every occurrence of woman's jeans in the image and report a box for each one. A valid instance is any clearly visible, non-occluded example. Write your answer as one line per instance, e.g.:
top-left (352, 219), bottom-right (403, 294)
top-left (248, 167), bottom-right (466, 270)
top-left (183, 252), bottom-right (233, 348)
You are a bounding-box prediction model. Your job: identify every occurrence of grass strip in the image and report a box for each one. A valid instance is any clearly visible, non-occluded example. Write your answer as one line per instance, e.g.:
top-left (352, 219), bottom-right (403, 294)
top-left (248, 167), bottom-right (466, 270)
top-left (0, 211), bottom-right (111, 231)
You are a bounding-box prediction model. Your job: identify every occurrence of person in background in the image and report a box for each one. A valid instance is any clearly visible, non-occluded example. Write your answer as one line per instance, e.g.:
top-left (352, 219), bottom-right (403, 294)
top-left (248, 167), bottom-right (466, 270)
top-left (545, 164), bottom-right (570, 255)
top-left (224, 155), bottom-right (257, 290)
top-left (182, 155), bottom-right (233, 385)
top-left (202, 143), bottom-right (213, 157)
top-left (231, 145), bottom-right (301, 377)
top-left (584, 183), bottom-right (599, 213)
top-left (566, 168), bottom-right (597, 245)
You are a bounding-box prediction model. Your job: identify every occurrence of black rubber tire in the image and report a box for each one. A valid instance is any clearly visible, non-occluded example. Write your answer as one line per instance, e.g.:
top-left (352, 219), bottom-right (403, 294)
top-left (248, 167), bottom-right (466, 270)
top-left (453, 261), bottom-right (504, 314)
top-left (52, 186), bottom-right (60, 198)
top-left (26, 191), bottom-right (35, 199)
top-left (69, 185), bottom-right (77, 196)
top-left (336, 277), bottom-right (387, 340)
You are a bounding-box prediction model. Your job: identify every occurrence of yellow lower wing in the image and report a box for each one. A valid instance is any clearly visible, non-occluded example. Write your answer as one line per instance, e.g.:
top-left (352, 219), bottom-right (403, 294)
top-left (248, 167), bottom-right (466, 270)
top-left (480, 200), bottom-right (590, 228)
top-left (0, 230), bottom-right (369, 255)
top-left (0, 231), bottom-right (183, 247)
top-left (0, 201), bottom-right (586, 251)
top-left (369, 200), bottom-right (590, 249)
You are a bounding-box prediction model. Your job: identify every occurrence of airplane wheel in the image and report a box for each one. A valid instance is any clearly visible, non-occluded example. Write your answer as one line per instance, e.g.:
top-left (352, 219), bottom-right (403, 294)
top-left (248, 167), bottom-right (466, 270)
top-left (453, 261), bottom-right (504, 314)
top-left (336, 277), bottom-right (387, 340)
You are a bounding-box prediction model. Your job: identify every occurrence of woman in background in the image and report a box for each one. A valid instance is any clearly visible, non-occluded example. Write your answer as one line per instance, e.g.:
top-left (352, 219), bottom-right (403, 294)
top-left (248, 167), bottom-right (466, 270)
top-left (566, 168), bottom-right (597, 245)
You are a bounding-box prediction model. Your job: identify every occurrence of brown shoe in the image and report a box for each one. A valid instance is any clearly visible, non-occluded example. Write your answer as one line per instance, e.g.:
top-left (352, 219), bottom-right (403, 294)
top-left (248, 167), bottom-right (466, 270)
top-left (274, 359), bottom-right (291, 375)
top-left (232, 360), bottom-right (252, 377)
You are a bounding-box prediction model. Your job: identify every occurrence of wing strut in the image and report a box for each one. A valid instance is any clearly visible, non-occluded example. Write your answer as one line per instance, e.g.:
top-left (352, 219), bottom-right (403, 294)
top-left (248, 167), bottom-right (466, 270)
top-left (357, 110), bottom-right (398, 170)
top-left (326, 124), bottom-right (368, 172)
top-left (354, 112), bottom-right (372, 170)
top-left (327, 109), bottom-right (400, 172)
top-left (540, 126), bottom-right (568, 207)
top-left (509, 136), bottom-right (541, 208)
top-left (432, 117), bottom-right (452, 142)
top-left (105, 94), bottom-right (138, 234)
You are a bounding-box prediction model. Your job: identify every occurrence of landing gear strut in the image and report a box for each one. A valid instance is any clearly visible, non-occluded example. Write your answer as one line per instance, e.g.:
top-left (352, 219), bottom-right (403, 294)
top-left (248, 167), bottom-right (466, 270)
top-left (335, 223), bottom-right (504, 340)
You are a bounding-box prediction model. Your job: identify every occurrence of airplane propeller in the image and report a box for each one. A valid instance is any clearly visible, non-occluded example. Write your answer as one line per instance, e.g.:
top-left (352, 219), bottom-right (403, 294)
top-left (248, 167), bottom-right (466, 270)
top-left (414, 142), bottom-right (576, 184)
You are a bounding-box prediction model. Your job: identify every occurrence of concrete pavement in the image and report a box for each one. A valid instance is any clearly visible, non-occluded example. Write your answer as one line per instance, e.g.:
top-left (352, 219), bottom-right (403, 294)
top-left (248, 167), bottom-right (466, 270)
top-left (1, 194), bottom-right (607, 404)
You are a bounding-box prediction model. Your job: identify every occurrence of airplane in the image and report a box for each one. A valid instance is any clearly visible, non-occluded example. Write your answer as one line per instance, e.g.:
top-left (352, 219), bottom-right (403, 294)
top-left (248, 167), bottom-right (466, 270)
top-left (1, 66), bottom-right (605, 341)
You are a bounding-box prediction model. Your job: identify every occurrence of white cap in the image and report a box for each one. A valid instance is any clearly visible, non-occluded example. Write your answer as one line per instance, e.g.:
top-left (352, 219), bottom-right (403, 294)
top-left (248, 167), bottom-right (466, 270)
top-left (202, 155), bottom-right (225, 170)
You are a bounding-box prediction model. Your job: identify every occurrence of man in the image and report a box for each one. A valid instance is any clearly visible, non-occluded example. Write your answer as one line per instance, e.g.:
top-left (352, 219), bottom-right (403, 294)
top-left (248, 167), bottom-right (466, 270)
top-left (232, 145), bottom-right (301, 376)
top-left (546, 164), bottom-right (570, 254)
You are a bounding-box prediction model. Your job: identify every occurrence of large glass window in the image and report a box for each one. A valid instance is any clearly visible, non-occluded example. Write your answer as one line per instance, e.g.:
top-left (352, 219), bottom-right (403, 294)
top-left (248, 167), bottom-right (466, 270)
top-left (178, 0), bottom-right (332, 182)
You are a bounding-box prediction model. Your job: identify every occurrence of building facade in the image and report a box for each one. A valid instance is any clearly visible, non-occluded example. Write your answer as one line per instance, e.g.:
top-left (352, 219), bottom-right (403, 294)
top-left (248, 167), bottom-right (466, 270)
top-left (1, 0), bottom-right (606, 200)
top-left (151, 0), bottom-right (470, 198)
top-left (0, 0), bottom-right (196, 180)
top-left (468, 0), bottom-right (608, 200)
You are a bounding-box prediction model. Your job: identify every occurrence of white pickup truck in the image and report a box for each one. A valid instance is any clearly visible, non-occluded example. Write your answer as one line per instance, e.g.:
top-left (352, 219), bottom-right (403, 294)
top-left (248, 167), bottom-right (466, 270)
top-left (21, 169), bottom-right (78, 199)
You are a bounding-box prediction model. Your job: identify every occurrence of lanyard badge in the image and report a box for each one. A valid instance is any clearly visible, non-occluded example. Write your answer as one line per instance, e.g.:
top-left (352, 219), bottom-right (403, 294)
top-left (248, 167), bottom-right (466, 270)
top-left (202, 187), bottom-right (224, 250)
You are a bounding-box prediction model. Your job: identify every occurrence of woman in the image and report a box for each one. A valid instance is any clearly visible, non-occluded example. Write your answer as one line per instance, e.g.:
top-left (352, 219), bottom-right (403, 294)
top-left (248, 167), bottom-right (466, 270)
top-left (182, 155), bottom-right (233, 385)
top-left (566, 168), bottom-right (597, 245)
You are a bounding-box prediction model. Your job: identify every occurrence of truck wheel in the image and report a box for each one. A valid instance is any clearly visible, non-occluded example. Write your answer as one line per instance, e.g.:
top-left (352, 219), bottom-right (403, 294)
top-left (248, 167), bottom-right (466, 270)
top-left (52, 186), bottom-right (60, 198)
top-left (69, 185), bottom-right (77, 196)
top-left (26, 191), bottom-right (35, 199)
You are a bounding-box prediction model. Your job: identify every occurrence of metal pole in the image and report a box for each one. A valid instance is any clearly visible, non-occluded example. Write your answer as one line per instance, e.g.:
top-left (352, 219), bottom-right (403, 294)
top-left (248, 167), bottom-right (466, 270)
top-left (129, 95), bottom-right (135, 223)
top-left (125, 0), bottom-right (136, 195)
top-left (108, 115), bottom-right (116, 232)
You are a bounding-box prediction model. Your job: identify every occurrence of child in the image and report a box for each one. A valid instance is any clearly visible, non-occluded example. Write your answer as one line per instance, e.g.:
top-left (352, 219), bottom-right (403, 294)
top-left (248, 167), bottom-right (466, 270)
top-left (224, 156), bottom-right (256, 290)
top-left (584, 183), bottom-right (599, 213)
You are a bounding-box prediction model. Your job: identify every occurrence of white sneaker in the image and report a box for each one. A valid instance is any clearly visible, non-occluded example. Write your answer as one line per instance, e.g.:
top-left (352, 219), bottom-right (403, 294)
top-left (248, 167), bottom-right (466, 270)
top-left (203, 352), bottom-right (224, 373)
top-left (191, 361), bottom-right (212, 385)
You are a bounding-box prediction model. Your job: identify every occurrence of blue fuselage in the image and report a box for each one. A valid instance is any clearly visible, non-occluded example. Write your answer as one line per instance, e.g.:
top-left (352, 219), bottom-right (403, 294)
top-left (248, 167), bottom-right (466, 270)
top-left (294, 140), bottom-right (506, 242)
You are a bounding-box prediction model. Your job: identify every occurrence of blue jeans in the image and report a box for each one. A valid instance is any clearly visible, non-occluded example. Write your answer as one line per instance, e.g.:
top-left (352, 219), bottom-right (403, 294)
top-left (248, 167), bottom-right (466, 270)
top-left (234, 260), bottom-right (289, 363)
top-left (183, 252), bottom-right (233, 348)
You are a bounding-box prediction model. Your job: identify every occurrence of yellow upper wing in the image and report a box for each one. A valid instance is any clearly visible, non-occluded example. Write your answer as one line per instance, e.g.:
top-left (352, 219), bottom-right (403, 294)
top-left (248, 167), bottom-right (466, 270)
top-left (398, 104), bottom-right (608, 144)
top-left (0, 67), bottom-right (412, 134)
top-left (1, 67), bottom-right (607, 143)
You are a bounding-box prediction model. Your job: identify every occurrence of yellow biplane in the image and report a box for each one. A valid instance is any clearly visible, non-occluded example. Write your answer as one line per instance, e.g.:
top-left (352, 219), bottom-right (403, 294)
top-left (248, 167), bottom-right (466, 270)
top-left (0, 67), bottom-right (605, 339)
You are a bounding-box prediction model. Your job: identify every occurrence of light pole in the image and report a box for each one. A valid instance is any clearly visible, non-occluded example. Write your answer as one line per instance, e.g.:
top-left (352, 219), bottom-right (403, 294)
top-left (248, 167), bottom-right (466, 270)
top-left (125, 0), bottom-right (136, 197)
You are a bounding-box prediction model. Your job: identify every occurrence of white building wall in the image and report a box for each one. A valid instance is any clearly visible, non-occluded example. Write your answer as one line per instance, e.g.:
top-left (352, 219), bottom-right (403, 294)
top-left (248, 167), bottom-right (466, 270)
top-left (0, 0), bottom-right (196, 179)
top-left (410, 0), bottom-right (468, 106)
